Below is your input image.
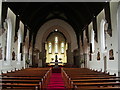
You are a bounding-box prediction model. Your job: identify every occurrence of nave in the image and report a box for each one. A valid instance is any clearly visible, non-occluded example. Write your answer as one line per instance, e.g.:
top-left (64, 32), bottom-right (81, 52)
top-left (1, 0), bottom-right (120, 90)
top-left (1, 1), bottom-right (120, 75)
top-left (1, 67), bottom-right (120, 89)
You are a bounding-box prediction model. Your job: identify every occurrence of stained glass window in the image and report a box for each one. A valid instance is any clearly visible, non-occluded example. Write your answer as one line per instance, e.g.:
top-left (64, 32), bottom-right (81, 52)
top-left (61, 42), bottom-right (64, 53)
top-left (55, 37), bottom-right (58, 53)
top-left (48, 42), bottom-right (52, 53)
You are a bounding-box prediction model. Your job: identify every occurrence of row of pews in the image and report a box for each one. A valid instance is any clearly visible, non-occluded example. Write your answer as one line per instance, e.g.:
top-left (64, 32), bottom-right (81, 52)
top-left (61, 68), bottom-right (120, 90)
top-left (0, 68), bottom-right (52, 90)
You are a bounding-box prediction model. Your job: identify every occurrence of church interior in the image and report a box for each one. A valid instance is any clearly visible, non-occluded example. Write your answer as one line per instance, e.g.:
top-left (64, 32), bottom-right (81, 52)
top-left (0, 0), bottom-right (120, 89)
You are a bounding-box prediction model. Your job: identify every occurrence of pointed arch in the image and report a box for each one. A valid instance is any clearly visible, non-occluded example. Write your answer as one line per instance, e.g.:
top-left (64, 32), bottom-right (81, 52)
top-left (35, 19), bottom-right (78, 52)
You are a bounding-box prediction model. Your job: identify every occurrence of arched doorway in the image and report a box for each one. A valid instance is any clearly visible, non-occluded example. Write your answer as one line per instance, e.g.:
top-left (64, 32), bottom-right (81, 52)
top-left (45, 30), bottom-right (67, 66)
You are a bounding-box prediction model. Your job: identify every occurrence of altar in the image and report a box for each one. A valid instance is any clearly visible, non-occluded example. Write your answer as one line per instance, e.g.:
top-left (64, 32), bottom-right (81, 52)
top-left (48, 62), bottom-right (64, 66)
top-left (46, 55), bottom-right (66, 67)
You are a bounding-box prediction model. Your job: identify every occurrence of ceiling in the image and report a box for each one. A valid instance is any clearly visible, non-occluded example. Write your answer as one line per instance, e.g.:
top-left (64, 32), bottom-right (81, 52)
top-left (2, 2), bottom-right (108, 37)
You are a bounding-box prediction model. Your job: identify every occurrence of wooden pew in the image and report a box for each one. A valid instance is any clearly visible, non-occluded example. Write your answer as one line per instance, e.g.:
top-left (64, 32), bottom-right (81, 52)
top-left (1, 83), bottom-right (40, 90)
top-left (1, 68), bottom-right (52, 90)
top-left (1, 76), bottom-right (42, 80)
top-left (71, 78), bottom-right (120, 83)
top-left (73, 82), bottom-right (120, 87)
top-left (74, 86), bottom-right (120, 90)
top-left (2, 79), bottom-right (41, 84)
top-left (61, 68), bottom-right (120, 89)
top-left (70, 76), bottom-right (120, 79)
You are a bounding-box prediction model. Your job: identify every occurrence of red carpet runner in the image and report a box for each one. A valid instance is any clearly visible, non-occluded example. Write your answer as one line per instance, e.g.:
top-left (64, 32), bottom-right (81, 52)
top-left (47, 73), bottom-right (66, 90)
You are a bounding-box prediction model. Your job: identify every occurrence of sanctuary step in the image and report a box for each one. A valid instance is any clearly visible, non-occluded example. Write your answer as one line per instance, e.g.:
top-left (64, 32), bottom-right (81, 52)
top-left (52, 67), bottom-right (61, 73)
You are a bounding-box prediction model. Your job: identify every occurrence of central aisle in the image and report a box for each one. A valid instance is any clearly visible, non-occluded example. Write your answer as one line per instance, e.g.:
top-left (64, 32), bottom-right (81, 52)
top-left (47, 72), bottom-right (66, 90)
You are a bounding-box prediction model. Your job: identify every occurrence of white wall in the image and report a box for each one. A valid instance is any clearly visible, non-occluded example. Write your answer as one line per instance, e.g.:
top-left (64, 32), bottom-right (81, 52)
top-left (107, 2), bottom-right (118, 75)
top-left (0, 0), bottom-right (2, 73)
top-left (117, 2), bottom-right (120, 76)
top-left (16, 21), bottom-right (24, 69)
top-left (0, 8), bottom-right (30, 73)
top-left (86, 2), bottom-right (119, 75)
top-left (0, 0), bottom-right (2, 27)
top-left (1, 8), bottom-right (16, 72)
top-left (92, 9), bottom-right (105, 71)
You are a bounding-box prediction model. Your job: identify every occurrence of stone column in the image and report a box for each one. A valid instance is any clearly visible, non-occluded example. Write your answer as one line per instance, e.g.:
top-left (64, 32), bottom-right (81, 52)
top-left (5, 19), bottom-right (12, 66)
top-left (29, 46), bottom-right (33, 66)
top-left (67, 43), bottom-right (74, 66)
top-left (84, 53), bottom-right (87, 68)
top-left (77, 49), bottom-right (81, 68)
top-left (23, 43), bottom-right (28, 69)
top-left (23, 30), bottom-right (29, 68)
top-left (17, 29), bottom-right (22, 65)
top-left (32, 50), bottom-right (36, 67)
top-left (0, 0), bottom-right (2, 28)
top-left (0, 1), bottom-right (2, 75)
top-left (42, 43), bottom-right (46, 67)
top-left (118, 3), bottom-right (120, 77)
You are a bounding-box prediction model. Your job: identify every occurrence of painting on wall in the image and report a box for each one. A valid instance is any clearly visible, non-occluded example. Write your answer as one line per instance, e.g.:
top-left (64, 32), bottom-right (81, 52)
top-left (97, 52), bottom-right (100, 60)
top-left (109, 49), bottom-right (114, 60)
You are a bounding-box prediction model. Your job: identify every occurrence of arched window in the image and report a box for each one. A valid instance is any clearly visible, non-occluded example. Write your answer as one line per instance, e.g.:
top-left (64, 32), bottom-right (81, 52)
top-left (55, 37), bottom-right (58, 53)
top-left (100, 19), bottom-right (106, 53)
top-left (61, 42), bottom-right (64, 53)
top-left (91, 29), bottom-right (95, 53)
top-left (48, 42), bottom-right (52, 54)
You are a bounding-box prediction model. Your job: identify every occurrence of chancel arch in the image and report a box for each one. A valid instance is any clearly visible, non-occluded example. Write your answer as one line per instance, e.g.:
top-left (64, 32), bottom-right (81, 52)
top-left (35, 19), bottom-right (78, 67)
top-left (35, 19), bottom-right (78, 52)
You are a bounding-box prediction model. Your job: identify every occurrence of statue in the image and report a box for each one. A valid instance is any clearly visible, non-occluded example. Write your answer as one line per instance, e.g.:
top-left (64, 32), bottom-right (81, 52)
top-left (12, 51), bottom-right (15, 60)
top-left (97, 52), bottom-right (100, 60)
top-left (54, 55), bottom-right (58, 68)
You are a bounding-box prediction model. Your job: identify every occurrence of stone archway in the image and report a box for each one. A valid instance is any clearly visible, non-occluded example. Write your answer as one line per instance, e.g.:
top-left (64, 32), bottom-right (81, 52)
top-left (42, 25), bottom-right (71, 43)
top-left (35, 19), bottom-right (78, 67)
